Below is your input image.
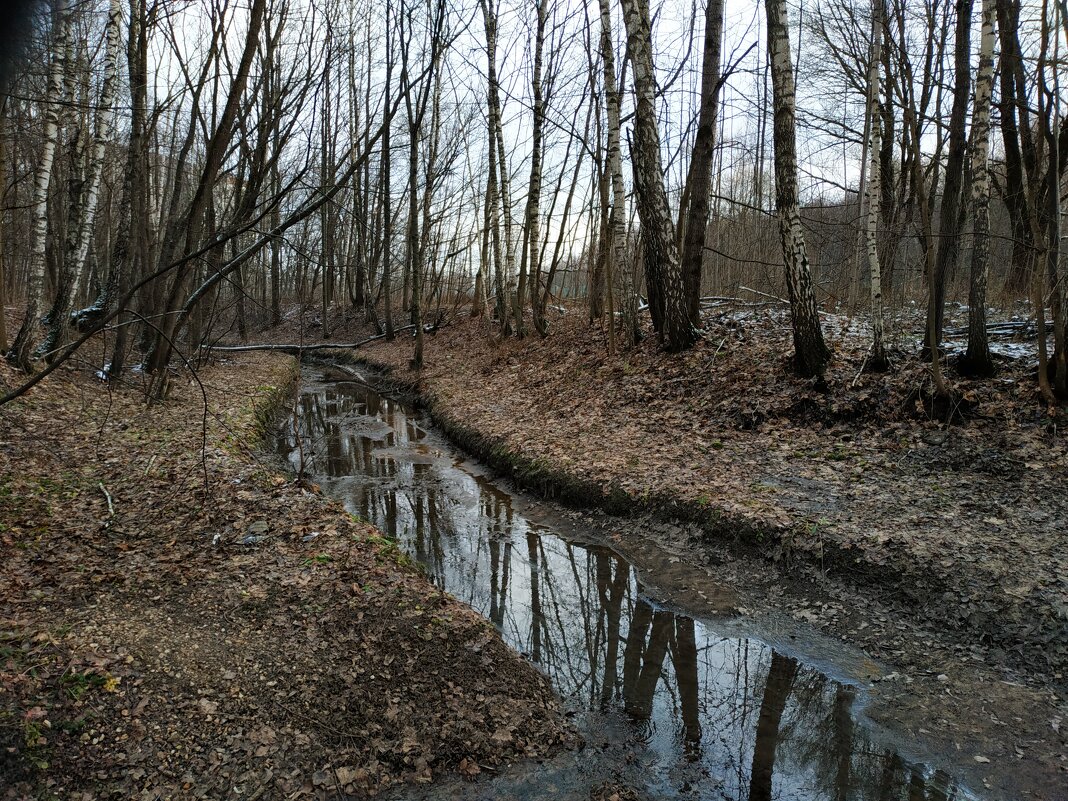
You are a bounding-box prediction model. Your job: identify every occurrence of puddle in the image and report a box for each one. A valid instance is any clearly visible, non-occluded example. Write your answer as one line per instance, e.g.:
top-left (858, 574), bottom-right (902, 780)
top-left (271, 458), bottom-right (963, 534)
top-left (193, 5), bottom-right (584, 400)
top-left (277, 369), bottom-right (983, 801)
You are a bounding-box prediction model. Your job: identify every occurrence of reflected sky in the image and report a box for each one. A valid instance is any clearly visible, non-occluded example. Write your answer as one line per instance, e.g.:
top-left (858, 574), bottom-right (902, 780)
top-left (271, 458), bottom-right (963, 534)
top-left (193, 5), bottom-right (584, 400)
top-left (277, 372), bottom-right (978, 801)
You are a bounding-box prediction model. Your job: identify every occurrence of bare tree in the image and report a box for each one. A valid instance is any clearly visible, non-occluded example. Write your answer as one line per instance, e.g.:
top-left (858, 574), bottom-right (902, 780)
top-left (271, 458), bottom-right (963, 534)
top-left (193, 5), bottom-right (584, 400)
top-left (595, 0), bottom-right (637, 347)
top-left (764, 0), bottom-right (830, 375)
top-left (959, 0), bottom-right (996, 377)
top-left (620, 0), bottom-right (695, 351)
top-left (518, 0), bottom-right (548, 340)
top-left (8, 0), bottom-right (73, 371)
top-left (679, 0), bottom-right (724, 329)
top-left (928, 0), bottom-right (974, 352)
top-left (864, 0), bottom-right (889, 371)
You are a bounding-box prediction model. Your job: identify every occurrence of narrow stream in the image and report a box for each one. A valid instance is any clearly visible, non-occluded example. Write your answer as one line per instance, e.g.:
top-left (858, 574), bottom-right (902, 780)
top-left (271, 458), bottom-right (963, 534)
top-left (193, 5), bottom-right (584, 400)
top-left (276, 367), bottom-right (981, 801)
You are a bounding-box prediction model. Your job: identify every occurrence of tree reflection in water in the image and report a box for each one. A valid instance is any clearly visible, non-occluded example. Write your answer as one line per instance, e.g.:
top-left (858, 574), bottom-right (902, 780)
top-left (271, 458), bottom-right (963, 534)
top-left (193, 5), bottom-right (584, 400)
top-left (278, 377), bottom-right (975, 801)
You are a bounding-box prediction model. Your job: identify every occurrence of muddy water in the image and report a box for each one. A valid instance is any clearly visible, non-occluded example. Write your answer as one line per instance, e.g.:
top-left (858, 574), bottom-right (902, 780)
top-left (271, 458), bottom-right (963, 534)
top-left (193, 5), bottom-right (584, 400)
top-left (277, 369), bottom-right (981, 801)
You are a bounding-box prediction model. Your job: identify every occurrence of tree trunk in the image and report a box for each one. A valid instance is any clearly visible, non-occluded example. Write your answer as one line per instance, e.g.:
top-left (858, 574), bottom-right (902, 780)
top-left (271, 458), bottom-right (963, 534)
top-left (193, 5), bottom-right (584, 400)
top-left (763, 0), bottom-right (830, 375)
top-left (865, 0), bottom-right (889, 370)
top-left (106, 0), bottom-right (148, 379)
top-left (960, 0), bottom-right (996, 377)
top-left (8, 0), bottom-right (72, 371)
top-left (0, 100), bottom-right (8, 353)
top-left (995, 0), bottom-right (1032, 294)
top-left (679, 0), bottom-right (724, 329)
top-left (928, 0), bottom-right (974, 352)
top-left (321, 20), bottom-right (334, 340)
top-left (596, 0), bottom-right (637, 347)
top-left (518, 0), bottom-right (547, 341)
top-left (620, 0), bottom-right (695, 352)
top-left (144, 0), bottom-right (266, 389)
top-left (481, 0), bottom-right (509, 332)
top-left (382, 10), bottom-right (395, 340)
top-left (42, 0), bottom-right (123, 356)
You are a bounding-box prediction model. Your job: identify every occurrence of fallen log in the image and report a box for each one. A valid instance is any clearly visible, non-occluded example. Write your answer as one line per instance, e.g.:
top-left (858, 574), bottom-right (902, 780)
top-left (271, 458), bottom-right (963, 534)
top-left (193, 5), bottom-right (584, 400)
top-left (943, 320), bottom-right (1054, 339)
top-left (204, 324), bottom-right (417, 354)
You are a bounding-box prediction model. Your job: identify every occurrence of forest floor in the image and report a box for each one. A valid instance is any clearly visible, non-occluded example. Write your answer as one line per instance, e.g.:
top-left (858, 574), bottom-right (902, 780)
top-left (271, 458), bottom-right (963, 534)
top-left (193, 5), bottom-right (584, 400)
top-left (0, 350), bottom-right (574, 800)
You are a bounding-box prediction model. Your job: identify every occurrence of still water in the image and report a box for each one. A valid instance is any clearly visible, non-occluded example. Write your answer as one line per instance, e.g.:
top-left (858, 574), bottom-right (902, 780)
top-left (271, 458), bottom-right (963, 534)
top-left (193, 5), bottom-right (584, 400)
top-left (276, 367), bottom-right (979, 801)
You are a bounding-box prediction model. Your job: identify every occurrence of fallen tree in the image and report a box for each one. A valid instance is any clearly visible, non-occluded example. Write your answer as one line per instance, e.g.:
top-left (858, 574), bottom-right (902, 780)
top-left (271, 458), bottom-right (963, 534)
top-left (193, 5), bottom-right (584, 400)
top-left (203, 325), bottom-right (417, 355)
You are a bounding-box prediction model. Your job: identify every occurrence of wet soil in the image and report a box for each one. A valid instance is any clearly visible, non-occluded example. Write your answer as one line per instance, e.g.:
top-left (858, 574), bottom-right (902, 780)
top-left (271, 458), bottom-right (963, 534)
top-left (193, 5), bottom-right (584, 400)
top-left (0, 353), bottom-right (573, 799)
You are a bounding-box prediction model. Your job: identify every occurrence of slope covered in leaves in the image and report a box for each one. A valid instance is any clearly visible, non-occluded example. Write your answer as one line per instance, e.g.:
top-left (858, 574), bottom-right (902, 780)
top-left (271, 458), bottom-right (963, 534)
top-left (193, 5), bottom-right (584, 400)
top-left (0, 353), bottom-right (573, 799)
top-left (360, 309), bottom-right (1068, 678)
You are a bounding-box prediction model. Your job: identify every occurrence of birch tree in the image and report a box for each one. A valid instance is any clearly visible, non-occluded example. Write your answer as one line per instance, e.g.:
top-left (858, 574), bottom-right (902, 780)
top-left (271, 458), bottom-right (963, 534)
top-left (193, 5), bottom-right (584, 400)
top-left (763, 0), bottom-right (830, 376)
top-left (481, 0), bottom-right (509, 330)
top-left (517, 0), bottom-right (547, 340)
top-left (959, 0), bottom-right (996, 377)
top-left (864, 0), bottom-right (889, 371)
top-left (596, 0), bottom-right (637, 347)
top-left (8, 0), bottom-right (73, 372)
top-left (619, 0), bottom-right (695, 352)
top-left (41, 0), bottom-right (125, 357)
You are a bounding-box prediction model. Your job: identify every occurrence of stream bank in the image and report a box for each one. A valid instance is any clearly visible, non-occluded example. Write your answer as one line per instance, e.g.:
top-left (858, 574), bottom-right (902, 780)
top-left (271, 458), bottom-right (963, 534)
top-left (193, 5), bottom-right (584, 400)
top-left (0, 352), bottom-right (573, 799)
top-left (340, 314), bottom-right (1068, 800)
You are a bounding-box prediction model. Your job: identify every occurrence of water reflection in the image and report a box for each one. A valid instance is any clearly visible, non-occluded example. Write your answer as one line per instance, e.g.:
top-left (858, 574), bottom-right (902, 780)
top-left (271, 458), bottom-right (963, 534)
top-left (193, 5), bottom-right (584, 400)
top-left (278, 375), bottom-right (976, 801)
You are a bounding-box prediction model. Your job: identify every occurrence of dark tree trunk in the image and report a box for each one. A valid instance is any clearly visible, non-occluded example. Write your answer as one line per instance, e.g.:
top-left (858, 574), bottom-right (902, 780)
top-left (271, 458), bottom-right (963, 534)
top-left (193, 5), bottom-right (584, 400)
top-left (928, 0), bottom-right (974, 351)
top-left (679, 0), bottom-right (724, 329)
top-left (620, 0), bottom-right (695, 351)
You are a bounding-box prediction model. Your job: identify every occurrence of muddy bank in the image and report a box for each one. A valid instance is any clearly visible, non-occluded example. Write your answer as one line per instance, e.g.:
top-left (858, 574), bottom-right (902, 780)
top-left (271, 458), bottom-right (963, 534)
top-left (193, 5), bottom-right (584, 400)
top-left (0, 353), bottom-right (573, 799)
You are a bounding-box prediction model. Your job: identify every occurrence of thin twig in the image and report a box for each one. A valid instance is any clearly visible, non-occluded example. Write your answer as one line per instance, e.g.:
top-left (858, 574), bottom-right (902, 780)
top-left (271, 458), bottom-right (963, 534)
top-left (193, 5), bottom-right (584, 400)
top-left (98, 482), bottom-right (115, 517)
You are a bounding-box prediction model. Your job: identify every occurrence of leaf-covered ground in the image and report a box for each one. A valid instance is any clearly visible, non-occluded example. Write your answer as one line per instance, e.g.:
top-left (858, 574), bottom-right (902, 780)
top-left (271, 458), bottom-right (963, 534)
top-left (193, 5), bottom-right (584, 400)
top-left (0, 352), bottom-right (574, 799)
top-left (355, 307), bottom-right (1068, 680)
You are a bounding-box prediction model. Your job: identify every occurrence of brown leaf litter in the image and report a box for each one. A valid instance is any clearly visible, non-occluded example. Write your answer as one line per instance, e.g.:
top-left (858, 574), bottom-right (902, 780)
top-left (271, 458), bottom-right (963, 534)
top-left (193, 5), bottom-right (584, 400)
top-left (0, 352), bottom-right (575, 799)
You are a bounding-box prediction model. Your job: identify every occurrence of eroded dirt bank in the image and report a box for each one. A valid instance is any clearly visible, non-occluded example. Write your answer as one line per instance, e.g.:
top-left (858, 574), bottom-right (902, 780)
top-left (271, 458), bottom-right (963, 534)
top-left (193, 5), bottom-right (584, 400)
top-left (0, 353), bottom-right (573, 799)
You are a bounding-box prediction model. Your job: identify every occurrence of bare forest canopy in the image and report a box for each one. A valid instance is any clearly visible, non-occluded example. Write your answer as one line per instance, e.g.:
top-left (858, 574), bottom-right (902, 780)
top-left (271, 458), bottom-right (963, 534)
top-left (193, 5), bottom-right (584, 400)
top-left (0, 0), bottom-right (1066, 403)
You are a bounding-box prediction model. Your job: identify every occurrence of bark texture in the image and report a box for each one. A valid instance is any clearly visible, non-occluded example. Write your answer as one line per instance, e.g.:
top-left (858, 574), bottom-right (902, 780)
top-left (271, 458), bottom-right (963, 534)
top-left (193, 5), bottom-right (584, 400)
top-left (620, 0), bottom-right (695, 352)
top-left (865, 0), bottom-right (889, 371)
top-left (679, 0), bottom-right (724, 328)
top-left (960, 0), bottom-right (996, 377)
top-left (764, 0), bottom-right (830, 375)
top-left (8, 0), bottom-right (73, 371)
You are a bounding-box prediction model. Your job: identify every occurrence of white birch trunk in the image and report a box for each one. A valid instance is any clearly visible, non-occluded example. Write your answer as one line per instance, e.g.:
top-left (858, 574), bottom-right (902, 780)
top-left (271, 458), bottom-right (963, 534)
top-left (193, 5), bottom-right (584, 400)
top-left (9, 0), bottom-right (73, 369)
top-left (68, 0), bottom-right (123, 301)
top-left (481, 0), bottom-right (510, 330)
top-left (599, 0), bottom-right (638, 347)
top-left (961, 0), bottom-right (996, 376)
top-left (763, 0), bottom-right (830, 375)
top-left (518, 0), bottom-right (546, 339)
top-left (865, 0), bottom-right (888, 370)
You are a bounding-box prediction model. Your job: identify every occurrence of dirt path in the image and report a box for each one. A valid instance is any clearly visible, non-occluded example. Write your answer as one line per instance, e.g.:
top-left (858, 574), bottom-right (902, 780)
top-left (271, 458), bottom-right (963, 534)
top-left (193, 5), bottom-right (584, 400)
top-left (0, 353), bottom-right (573, 799)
